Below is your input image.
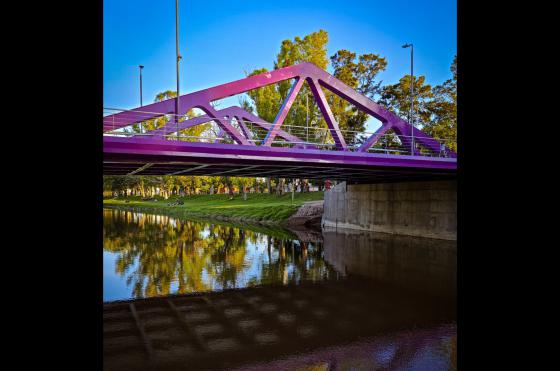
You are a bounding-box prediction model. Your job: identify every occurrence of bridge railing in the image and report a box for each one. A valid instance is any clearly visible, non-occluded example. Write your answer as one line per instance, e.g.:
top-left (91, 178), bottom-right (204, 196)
top-left (103, 107), bottom-right (456, 158)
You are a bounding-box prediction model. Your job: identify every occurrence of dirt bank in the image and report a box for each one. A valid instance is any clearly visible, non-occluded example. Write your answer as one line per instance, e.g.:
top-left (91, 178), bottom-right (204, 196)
top-left (284, 200), bottom-right (324, 229)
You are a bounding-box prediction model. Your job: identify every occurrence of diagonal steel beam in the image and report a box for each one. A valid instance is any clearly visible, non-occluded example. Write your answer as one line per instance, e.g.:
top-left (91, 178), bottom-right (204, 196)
top-left (167, 164), bottom-right (210, 175)
top-left (142, 107), bottom-right (304, 145)
top-left (262, 77), bottom-right (305, 146)
top-left (307, 77), bottom-right (347, 150)
top-left (102, 64), bottom-right (304, 131)
top-left (358, 123), bottom-right (394, 152)
top-left (226, 107), bottom-right (312, 147)
top-left (200, 104), bottom-right (251, 146)
top-left (127, 163), bottom-right (153, 175)
top-left (149, 115), bottom-right (218, 137)
top-left (208, 165), bottom-right (261, 176)
top-left (214, 128), bottom-right (226, 144)
top-left (236, 117), bottom-right (254, 140)
top-left (315, 76), bottom-right (455, 157)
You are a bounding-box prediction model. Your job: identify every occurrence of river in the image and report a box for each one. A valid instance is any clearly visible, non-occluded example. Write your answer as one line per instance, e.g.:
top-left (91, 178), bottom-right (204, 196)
top-left (103, 208), bottom-right (456, 370)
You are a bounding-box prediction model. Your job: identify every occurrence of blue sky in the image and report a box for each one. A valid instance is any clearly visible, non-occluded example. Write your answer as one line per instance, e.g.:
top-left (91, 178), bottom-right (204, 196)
top-left (104, 0), bottom-right (456, 111)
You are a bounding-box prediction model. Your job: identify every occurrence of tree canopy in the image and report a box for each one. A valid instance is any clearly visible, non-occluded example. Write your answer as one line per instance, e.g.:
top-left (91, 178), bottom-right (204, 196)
top-left (242, 30), bottom-right (456, 150)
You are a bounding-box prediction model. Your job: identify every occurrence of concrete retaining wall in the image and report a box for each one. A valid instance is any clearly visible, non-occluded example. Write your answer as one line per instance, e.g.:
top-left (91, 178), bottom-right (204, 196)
top-left (322, 180), bottom-right (457, 240)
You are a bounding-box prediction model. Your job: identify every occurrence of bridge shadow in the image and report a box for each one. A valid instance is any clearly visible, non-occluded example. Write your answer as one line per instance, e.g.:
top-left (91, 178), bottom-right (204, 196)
top-left (104, 211), bottom-right (457, 370)
top-left (104, 275), bottom-right (455, 370)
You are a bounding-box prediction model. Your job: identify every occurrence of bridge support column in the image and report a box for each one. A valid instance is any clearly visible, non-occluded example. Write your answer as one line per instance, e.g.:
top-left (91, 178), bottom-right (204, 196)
top-left (322, 180), bottom-right (456, 240)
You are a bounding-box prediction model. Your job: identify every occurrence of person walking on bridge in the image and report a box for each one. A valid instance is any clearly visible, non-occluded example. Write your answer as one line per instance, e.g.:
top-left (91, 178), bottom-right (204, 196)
top-left (439, 142), bottom-right (447, 158)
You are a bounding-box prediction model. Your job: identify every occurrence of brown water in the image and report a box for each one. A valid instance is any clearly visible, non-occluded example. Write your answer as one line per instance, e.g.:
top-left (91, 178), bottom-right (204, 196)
top-left (103, 208), bottom-right (456, 370)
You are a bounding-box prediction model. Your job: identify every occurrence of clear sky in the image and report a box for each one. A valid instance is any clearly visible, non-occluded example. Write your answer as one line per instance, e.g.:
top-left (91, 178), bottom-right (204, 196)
top-left (104, 0), bottom-right (456, 111)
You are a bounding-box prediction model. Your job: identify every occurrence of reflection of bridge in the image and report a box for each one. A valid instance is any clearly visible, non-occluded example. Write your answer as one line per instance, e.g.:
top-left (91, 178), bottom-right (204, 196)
top-left (103, 62), bottom-right (456, 183)
top-left (104, 279), bottom-right (455, 371)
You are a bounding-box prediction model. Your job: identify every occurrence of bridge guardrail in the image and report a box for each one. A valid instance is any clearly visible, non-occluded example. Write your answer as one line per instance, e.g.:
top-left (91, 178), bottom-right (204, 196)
top-left (103, 107), bottom-right (456, 158)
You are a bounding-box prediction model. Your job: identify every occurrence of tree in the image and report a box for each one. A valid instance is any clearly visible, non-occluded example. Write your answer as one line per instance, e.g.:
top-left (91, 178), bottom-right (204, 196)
top-left (379, 75), bottom-right (434, 128)
top-left (246, 30), bottom-right (330, 145)
top-left (220, 176), bottom-right (235, 198)
top-left (425, 55), bottom-right (457, 151)
top-left (329, 50), bottom-right (388, 145)
top-left (138, 90), bottom-right (178, 133)
top-left (245, 30), bottom-right (388, 148)
top-left (246, 67), bottom-right (283, 124)
top-left (378, 56), bottom-right (457, 153)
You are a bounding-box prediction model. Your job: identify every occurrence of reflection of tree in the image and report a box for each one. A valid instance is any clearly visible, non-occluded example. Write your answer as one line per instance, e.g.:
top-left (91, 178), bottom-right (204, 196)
top-left (103, 209), bottom-right (339, 299)
top-left (254, 238), bottom-right (338, 286)
top-left (205, 226), bottom-right (251, 290)
top-left (104, 210), bottom-right (211, 297)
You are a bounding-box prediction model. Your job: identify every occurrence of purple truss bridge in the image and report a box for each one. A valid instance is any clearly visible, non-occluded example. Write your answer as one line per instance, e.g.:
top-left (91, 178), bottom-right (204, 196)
top-left (103, 62), bottom-right (456, 183)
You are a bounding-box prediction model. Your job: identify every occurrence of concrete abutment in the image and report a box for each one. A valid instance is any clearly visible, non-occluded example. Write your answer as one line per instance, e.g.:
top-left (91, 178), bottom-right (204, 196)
top-left (322, 180), bottom-right (457, 240)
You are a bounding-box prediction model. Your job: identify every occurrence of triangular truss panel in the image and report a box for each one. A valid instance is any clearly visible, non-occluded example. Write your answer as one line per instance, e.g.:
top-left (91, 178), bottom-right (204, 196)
top-left (103, 62), bottom-right (455, 157)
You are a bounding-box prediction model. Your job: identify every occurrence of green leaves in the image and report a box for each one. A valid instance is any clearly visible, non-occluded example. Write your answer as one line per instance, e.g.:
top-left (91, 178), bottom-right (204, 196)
top-left (245, 30), bottom-right (331, 143)
top-left (245, 30), bottom-right (390, 147)
top-left (275, 29), bottom-right (329, 70)
top-left (379, 55), bottom-right (457, 151)
top-left (246, 68), bottom-right (282, 123)
top-left (329, 49), bottom-right (388, 144)
top-left (380, 75), bottom-right (434, 126)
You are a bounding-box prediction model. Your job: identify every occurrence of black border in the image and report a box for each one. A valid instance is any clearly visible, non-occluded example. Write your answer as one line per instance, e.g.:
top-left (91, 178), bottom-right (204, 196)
top-left (8, 0), bottom-right (103, 368)
top-left (10, 0), bottom-right (544, 368)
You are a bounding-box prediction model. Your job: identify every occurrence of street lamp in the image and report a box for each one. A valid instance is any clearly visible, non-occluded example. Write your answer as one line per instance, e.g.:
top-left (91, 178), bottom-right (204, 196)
top-left (306, 91), bottom-right (309, 144)
top-left (175, 0), bottom-right (182, 139)
top-left (402, 43), bottom-right (414, 155)
top-left (139, 65), bottom-right (144, 134)
top-left (139, 65), bottom-right (144, 106)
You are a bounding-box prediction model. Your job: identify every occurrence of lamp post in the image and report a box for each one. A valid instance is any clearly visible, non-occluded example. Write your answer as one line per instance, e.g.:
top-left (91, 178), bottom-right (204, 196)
top-left (306, 91), bottom-right (309, 144)
top-left (175, 0), bottom-right (182, 139)
top-left (402, 43), bottom-right (414, 155)
top-left (139, 65), bottom-right (144, 106)
top-left (139, 65), bottom-right (144, 134)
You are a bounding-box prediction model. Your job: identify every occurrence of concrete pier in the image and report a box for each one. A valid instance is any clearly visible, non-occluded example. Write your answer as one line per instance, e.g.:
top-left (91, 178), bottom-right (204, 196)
top-left (322, 180), bottom-right (457, 240)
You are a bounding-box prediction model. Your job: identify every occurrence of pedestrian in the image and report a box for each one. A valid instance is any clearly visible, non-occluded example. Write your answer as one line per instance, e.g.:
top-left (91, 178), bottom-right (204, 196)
top-left (439, 142), bottom-right (447, 157)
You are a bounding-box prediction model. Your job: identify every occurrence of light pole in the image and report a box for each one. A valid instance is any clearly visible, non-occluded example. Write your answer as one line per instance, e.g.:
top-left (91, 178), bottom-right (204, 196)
top-left (306, 91), bottom-right (309, 144)
top-left (139, 65), bottom-right (144, 106)
top-left (402, 43), bottom-right (414, 155)
top-left (139, 65), bottom-right (144, 134)
top-left (175, 0), bottom-right (182, 139)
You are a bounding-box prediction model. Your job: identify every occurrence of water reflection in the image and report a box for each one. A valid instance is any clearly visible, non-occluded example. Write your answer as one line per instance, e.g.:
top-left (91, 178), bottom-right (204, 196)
top-left (103, 208), bottom-right (456, 370)
top-left (233, 324), bottom-right (456, 371)
top-left (322, 226), bottom-right (456, 297)
top-left (103, 209), bottom-right (339, 301)
top-left (104, 277), bottom-right (456, 371)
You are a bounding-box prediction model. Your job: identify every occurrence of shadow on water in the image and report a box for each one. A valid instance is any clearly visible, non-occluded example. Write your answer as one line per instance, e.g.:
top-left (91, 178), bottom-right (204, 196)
top-left (103, 208), bottom-right (456, 371)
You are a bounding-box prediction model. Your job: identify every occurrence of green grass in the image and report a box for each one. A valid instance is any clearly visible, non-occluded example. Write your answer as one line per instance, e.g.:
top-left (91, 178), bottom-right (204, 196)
top-left (103, 192), bottom-right (324, 223)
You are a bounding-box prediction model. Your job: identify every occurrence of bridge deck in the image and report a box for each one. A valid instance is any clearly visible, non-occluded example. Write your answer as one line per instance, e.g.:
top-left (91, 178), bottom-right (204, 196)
top-left (104, 137), bottom-right (456, 182)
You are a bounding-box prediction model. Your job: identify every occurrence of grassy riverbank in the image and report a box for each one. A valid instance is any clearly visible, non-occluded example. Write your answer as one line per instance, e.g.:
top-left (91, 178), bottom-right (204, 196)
top-left (103, 192), bottom-right (324, 223)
